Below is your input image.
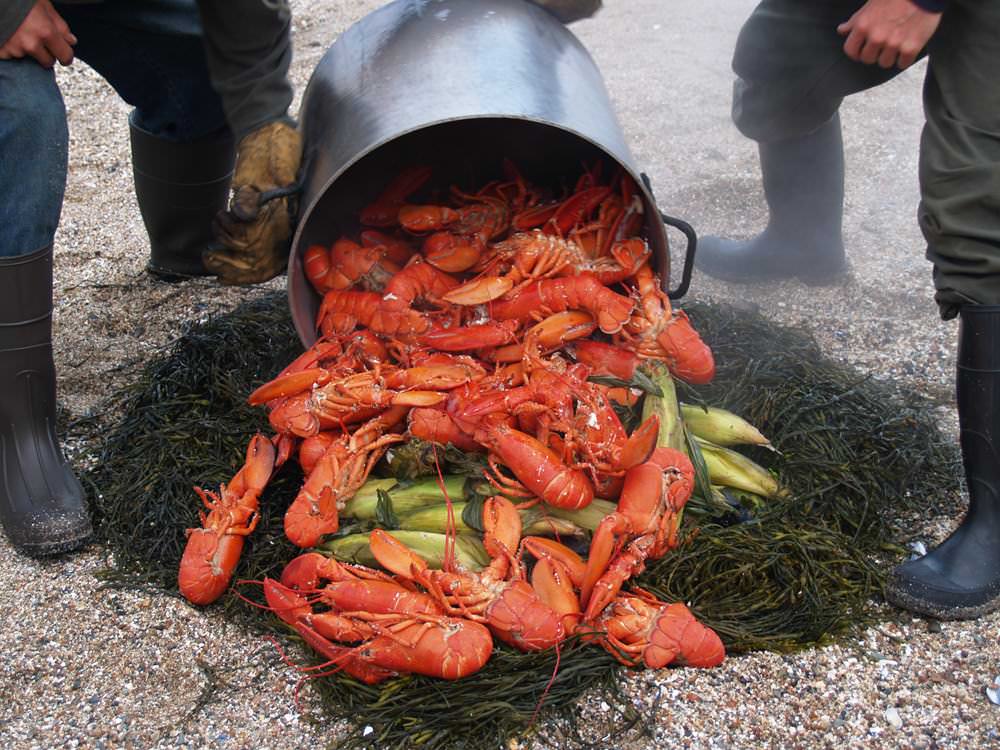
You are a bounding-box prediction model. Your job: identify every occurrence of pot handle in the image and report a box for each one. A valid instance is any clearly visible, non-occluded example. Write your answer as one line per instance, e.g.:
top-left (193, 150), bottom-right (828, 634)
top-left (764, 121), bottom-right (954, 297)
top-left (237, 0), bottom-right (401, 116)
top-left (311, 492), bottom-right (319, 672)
top-left (640, 172), bottom-right (697, 300)
top-left (660, 211), bottom-right (696, 301)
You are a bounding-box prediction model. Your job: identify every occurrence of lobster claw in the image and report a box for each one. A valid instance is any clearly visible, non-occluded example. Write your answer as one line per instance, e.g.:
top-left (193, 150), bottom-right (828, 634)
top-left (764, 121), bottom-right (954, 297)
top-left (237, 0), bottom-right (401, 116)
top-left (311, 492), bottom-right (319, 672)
top-left (360, 165), bottom-right (433, 227)
top-left (531, 557), bottom-right (582, 636)
top-left (423, 231), bottom-right (486, 273)
top-left (617, 413), bottom-right (659, 470)
top-left (370, 528), bottom-right (431, 579)
top-left (442, 276), bottom-right (515, 306)
top-left (248, 367), bottom-right (330, 405)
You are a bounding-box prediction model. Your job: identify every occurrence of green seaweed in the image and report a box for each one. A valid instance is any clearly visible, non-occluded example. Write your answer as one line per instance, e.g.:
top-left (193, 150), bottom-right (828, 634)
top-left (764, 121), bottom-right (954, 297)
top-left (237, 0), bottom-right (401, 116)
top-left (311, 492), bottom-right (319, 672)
top-left (71, 293), bottom-right (960, 749)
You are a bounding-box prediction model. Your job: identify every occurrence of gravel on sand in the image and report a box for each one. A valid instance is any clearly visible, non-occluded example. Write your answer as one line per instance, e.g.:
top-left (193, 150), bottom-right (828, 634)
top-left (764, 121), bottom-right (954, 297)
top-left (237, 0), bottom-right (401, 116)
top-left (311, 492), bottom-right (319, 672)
top-left (1, 2), bottom-right (997, 749)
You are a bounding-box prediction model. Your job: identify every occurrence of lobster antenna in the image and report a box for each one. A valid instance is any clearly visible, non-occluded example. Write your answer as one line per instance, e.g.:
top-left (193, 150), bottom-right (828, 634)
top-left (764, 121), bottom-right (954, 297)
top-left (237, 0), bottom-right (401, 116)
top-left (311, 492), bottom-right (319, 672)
top-left (528, 640), bottom-right (562, 731)
top-left (432, 443), bottom-right (458, 573)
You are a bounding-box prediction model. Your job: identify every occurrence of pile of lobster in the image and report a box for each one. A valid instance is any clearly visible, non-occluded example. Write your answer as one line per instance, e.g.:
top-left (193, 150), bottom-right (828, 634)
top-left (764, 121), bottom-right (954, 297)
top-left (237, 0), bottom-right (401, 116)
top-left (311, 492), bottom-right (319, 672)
top-left (177, 160), bottom-right (728, 683)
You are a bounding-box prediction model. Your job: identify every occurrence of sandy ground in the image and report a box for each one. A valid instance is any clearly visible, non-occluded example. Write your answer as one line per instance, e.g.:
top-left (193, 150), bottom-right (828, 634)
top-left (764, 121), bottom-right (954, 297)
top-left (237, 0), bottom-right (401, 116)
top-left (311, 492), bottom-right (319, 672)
top-left (0, 1), bottom-right (997, 748)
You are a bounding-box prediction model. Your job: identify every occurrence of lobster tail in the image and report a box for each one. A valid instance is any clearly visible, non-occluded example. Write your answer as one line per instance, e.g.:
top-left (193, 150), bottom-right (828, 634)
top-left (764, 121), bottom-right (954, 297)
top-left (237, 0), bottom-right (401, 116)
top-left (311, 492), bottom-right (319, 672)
top-left (177, 529), bottom-right (245, 605)
top-left (657, 310), bottom-right (716, 385)
top-left (648, 602), bottom-right (725, 669)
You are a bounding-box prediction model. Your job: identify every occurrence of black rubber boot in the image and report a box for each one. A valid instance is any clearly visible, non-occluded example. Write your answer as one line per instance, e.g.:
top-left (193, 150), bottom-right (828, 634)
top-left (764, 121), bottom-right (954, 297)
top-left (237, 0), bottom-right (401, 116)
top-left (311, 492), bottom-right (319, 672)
top-left (0, 247), bottom-right (91, 555)
top-left (696, 113), bottom-right (848, 285)
top-left (886, 305), bottom-right (1000, 620)
top-left (130, 116), bottom-right (236, 280)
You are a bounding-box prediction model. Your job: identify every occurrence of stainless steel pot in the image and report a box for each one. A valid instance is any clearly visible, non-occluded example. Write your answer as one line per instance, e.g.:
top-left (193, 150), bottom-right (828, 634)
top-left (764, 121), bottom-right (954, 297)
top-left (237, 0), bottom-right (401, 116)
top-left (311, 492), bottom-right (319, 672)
top-left (290, 0), bottom-right (695, 346)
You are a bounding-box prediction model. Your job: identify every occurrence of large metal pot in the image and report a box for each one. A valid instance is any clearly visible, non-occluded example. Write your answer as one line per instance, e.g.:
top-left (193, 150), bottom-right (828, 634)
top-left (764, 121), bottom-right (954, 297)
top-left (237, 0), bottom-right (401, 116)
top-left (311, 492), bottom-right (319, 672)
top-left (290, 0), bottom-right (695, 346)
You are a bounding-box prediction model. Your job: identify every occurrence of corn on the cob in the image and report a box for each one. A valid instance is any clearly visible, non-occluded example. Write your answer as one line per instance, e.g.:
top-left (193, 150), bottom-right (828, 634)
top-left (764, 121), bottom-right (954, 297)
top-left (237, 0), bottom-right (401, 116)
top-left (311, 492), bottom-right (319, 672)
top-left (342, 475), bottom-right (467, 519)
top-left (320, 530), bottom-right (489, 571)
top-left (392, 501), bottom-right (595, 537)
top-left (339, 477), bottom-right (398, 519)
top-left (522, 516), bottom-right (590, 537)
top-left (640, 361), bottom-right (685, 451)
top-left (680, 403), bottom-right (773, 450)
top-left (396, 502), bottom-right (476, 533)
top-left (542, 498), bottom-right (617, 532)
top-left (694, 436), bottom-right (783, 499)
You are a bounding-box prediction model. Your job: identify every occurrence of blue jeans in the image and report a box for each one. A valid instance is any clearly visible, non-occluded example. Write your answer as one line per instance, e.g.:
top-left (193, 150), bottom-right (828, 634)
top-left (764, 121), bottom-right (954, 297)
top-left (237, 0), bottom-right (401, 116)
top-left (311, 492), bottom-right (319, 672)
top-left (0, 0), bottom-right (228, 257)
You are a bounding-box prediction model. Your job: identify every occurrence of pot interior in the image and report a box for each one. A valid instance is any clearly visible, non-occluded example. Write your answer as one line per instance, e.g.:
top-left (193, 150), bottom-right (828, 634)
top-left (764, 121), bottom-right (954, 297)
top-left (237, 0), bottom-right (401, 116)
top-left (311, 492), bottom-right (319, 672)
top-left (290, 117), bottom-right (669, 346)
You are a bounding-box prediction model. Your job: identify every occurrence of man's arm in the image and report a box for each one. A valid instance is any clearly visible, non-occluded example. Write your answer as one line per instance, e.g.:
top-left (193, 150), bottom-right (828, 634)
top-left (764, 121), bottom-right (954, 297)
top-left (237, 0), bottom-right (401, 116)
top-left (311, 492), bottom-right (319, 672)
top-left (195, 0), bottom-right (293, 140)
top-left (0, 0), bottom-right (76, 68)
top-left (837, 0), bottom-right (943, 70)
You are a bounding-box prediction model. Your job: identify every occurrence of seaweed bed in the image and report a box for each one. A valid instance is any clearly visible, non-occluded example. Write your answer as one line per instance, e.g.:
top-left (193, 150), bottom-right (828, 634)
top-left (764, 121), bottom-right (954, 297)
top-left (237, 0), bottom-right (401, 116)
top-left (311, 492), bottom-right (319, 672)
top-left (75, 293), bottom-right (960, 749)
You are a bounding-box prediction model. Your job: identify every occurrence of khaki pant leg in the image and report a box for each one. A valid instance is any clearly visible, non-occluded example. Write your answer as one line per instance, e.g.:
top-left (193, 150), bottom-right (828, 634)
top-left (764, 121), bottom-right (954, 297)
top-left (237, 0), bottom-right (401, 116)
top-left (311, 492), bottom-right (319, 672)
top-left (731, 0), bottom-right (902, 142)
top-left (920, 1), bottom-right (1000, 319)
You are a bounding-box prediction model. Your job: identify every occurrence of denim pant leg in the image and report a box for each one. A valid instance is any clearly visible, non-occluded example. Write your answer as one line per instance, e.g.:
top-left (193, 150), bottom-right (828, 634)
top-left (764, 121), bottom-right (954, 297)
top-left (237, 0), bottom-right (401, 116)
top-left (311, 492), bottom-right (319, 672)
top-left (55, 0), bottom-right (227, 141)
top-left (0, 61), bottom-right (69, 257)
top-left (920, 1), bottom-right (1000, 318)
top-left (731, 0), bottom-right (903, 142)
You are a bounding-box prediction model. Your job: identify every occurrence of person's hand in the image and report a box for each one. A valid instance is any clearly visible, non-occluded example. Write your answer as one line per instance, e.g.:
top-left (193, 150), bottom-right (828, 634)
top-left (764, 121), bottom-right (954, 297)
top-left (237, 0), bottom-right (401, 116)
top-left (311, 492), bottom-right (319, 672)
top-left (0, 0), bottom-right (76, 68)
top-left (837, 0), bottom-right (942, 70)
top-left (204, 121), bottom-right (302, 285)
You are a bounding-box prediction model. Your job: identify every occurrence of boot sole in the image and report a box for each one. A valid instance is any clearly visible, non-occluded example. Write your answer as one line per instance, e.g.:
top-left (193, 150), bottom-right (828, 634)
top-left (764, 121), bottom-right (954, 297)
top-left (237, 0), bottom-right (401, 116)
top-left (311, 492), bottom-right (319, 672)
top-left (147, 263), bottom-right (213, 283)
top-left (696, 261), bottom-right (851, 287)
top-left (10, 520), bottom-right (93, 557)
top-left (884, 581), bottom-right (1000, 621)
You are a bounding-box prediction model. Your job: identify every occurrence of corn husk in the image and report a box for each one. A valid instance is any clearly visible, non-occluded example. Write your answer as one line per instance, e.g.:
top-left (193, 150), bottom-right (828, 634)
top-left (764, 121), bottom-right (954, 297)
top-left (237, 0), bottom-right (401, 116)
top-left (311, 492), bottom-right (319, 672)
top-left (694, 436), bottom-right (782, 498)
top-left (320, 530), bottom-right (489, 571)
top-left (681, 403), bottom-right (774, 450)
top-left (341, 475), bottom-right (466, 519)
top-left (541, 498), bottom-right (616, 533)
top-left (640, 361), bottom-right (685, 451)
top-left (396, 502), bottom-right (476, 533)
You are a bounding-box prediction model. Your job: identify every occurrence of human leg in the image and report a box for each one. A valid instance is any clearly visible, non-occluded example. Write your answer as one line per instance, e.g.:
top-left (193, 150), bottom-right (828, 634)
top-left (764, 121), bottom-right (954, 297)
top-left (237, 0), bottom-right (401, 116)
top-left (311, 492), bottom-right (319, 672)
top-left (0, 247), bottom-right (91, 555)
top-left (916, 2), bottom-right (1000, 320)
top-left (0, 60), bottom-right (90, 554)
top-left (0, 60), bottom-right (68, 259)
top-left (55, 0), bottom-right (235, 279)
top-left (696, 114), bottom-right (848, 284)
top-left (696, 0), bottom-right (902, 284)
top-left (887, 306), bottom-right (1000, 619)
top-left (885, 1), bottom-right (1000, 619)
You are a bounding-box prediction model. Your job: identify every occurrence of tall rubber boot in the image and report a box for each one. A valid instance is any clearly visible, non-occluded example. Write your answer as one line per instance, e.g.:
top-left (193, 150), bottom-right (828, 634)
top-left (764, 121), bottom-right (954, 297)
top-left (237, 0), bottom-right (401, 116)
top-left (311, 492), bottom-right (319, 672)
top-left (0, 247), bottom-right (91, 555)
top-left (886, 305), bottom-right (1000, 619)
top-left (130, 116), bottom-right (236, 280)
top-left (695, 113), bottom-right (848, 285)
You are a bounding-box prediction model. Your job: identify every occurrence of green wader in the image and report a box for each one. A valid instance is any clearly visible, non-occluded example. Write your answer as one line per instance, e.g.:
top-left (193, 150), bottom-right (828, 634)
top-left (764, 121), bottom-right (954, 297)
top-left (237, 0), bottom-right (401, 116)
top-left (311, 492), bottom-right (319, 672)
top-left (730, 0), bottom-right (1000, 320)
